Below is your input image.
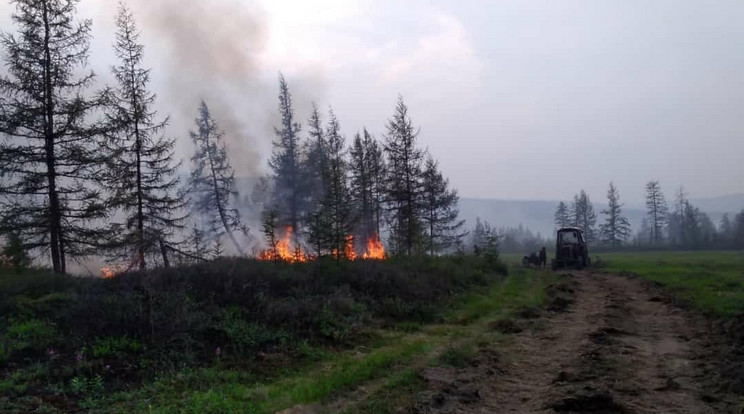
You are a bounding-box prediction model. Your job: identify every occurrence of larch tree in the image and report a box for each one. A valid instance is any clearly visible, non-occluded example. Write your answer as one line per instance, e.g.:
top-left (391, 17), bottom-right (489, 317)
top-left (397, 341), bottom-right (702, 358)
top-left (268, 74), bottom-right (303, 239)
top-left (571, 190), bottom-right (597, 242)
top-left (303, 103), bottom-right (327, 211)
top-left (384, 97), bottom-right (425, 256)
top-left (554, 201), bottom-right (570, 229)
top-left (349, 128), bottom-right (386, 244)
top-left (103, 3), bottom-right (186, 270)
top-left (599, 182), bottom-right (631, 246)
top-left (302, 103), bottom-right (327, 255)
top-left (420, 155), bottom-right (466, 255)
top-left (188, 101), bottom-right (244, 255)
top-left (0, 0), bottom-right (107, 274)
top-left (311, 109), bottom-right (353, 258)
top-left (644, 180), bottom-right (668, 245)
top-left (349, 130), bottom-right (372, 242)
top-left (366, 130), bottom-right (387, 237)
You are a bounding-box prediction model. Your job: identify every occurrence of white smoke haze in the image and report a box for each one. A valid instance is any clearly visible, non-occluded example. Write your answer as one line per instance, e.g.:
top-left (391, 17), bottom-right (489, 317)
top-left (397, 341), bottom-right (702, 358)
top-left (123, 0), bottom-right (269, 177)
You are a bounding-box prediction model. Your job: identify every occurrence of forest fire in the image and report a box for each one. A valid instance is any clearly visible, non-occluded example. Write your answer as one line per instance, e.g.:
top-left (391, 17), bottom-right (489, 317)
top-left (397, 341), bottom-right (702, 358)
top-left (362, 234), bottom-right (386, 260)
top-left (258, 230), bottom-right (385, 263)
top-left (100, 265), bottom-right (126, 279)
top-left (258, 226), bottom-right (310, 263)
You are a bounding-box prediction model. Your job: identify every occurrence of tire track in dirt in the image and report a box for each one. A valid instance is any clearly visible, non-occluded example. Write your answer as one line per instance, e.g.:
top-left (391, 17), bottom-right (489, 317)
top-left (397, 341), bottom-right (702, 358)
top-left (417, 272), bottom-right (740, 413)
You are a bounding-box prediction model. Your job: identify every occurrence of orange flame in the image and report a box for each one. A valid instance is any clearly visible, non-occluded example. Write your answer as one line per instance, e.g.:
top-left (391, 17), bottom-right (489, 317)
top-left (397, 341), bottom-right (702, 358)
top-left (100, 264), bottom-right (126, 278)
top-left (259, 227), bottom-right (310, 263)
top-left (259, 228), bottom-right (385, 262)
top-left (362, 233), bottom-right (385, 260)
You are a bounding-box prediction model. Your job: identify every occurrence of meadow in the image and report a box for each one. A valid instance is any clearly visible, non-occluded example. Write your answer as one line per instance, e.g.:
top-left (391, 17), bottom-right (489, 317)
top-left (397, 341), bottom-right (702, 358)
top-left (599, 251), bottom-right (744, 317)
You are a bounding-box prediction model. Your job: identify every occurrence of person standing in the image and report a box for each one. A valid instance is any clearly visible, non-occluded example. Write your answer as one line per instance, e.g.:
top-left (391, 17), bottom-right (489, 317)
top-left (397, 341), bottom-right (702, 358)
top-left (539, 247), bottom-right (547, 269)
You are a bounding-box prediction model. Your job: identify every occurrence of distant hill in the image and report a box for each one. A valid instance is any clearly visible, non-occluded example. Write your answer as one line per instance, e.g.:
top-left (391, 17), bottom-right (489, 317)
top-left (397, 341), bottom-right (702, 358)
top-left (458, 194), bottom-right (744, 238)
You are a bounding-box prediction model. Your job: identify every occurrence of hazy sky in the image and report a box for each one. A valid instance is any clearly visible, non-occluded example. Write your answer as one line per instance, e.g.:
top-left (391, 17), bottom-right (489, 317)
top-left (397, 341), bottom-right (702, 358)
top-left (1, 0), bottom-right (743, 203)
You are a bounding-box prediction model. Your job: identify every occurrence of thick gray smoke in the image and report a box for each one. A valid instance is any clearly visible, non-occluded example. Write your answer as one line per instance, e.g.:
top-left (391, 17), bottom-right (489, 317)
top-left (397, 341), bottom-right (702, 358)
top-left (126, 0), bottom-right (272, 177)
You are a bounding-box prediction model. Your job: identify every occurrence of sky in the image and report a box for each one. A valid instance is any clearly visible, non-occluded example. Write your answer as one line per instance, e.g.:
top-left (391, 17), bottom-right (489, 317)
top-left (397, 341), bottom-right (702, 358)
top-left (1, 0), bottom-right (743, 204)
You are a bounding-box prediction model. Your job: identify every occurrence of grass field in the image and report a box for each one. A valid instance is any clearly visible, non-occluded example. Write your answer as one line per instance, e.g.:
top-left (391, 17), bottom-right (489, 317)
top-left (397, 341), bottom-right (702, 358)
top-left (97, 265), bottom-right (560, 413)
top-left (599, 251), bottom-right (744, 317)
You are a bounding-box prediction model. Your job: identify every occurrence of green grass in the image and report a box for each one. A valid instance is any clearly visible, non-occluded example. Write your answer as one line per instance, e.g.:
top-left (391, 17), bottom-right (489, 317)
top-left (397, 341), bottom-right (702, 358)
top-left (92, 265), bottom-right (558, 414)
top-left (601, 251), bottom-right (744, 316)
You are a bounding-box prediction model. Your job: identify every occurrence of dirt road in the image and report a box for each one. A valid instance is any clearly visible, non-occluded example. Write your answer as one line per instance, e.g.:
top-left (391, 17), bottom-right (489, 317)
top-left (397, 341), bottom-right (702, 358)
top-left (419, 271), bottom-right (741, 413)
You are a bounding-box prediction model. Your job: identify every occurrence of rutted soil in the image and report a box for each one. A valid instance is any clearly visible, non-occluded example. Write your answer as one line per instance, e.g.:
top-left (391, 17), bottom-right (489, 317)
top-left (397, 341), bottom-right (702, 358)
top-left (416, 271), bottom-right (743, 413)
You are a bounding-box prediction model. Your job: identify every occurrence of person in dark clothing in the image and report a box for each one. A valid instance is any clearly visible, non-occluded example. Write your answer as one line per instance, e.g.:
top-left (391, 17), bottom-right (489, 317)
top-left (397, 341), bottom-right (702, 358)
top-left (539, 247), bottom-right (547, 269)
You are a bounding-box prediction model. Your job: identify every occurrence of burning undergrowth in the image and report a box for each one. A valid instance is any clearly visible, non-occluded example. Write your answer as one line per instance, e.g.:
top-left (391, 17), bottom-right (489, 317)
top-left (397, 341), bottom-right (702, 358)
top-left (258, 226), bottom-right (386, 263)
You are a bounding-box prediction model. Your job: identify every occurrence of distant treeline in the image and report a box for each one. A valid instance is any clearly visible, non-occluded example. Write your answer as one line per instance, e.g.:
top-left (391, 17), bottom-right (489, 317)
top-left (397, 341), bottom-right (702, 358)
top-left (0, 1), bottom-right (467, 274)
top-left (553, 182), bottom-right (744, 251)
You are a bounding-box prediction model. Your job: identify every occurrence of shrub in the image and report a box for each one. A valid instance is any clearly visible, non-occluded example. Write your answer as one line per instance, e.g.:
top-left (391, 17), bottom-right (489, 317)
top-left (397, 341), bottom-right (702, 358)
top-left (5, 318), bottom-right (56, 352)
top-left (91, 336), bottom-right (143, 359)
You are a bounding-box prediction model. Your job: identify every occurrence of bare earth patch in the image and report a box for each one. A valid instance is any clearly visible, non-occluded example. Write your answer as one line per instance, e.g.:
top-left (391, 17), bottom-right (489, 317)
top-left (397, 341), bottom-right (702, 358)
top-left (417, 271), bottom-right (743, 414)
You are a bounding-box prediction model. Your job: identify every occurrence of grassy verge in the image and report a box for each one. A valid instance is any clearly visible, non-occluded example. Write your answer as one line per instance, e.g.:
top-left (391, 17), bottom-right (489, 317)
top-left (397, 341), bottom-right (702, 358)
top-left (600, 251), bottom-right (744, 316)
top-left (93, 265), bottom-right (559, 413)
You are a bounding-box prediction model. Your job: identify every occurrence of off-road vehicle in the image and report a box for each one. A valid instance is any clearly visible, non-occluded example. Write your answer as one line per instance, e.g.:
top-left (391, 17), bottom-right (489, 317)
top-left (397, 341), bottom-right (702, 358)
top-left (551, 227), bottom-right (589, 270)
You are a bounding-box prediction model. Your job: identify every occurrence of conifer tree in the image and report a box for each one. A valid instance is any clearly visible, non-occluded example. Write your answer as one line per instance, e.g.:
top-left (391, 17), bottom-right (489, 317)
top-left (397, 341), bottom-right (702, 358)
top-left (303, 103), bottom-right (327, 213)
top-left (318, 109), bottom-right (353, 258)
top-left (268, 74), bottom-right (303, 238)
top-left (644, 181), bottom-right (668, 245)
top-left (0, 0), bottom-right (107, 273)
top-left (384, 97), bottom-right (424, 256)
top-left (571, 190), bottom-right (597, 242)
top-left (103, 3), bottom-right (186, 269)
top-left (366, 131), bottom-right (387, 237)
top-left (303, 103), bottom-right (328, 255)
top-left (348, 130), bottom-right (374, 241)
top-left (599, 182), bottom-right (631, 246)
top-left (188, 101), bottom-right (244, 254)
top-left (420, 155), bottom-right (466, 255)
top-left (554, 201), bottom-right (570, 229)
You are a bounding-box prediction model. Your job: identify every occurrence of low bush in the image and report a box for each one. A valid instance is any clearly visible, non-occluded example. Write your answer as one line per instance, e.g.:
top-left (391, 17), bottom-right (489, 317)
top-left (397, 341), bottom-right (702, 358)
top-left (0, 255), bottom-right (507, 410)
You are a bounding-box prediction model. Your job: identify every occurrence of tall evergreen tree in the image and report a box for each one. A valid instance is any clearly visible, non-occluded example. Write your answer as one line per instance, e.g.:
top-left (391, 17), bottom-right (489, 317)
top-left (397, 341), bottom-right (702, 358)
top-left (188, 101), bottom-right (244, 254)
top-left (349, 128), bottom-right (387, 243)
top-left (268, 74), bottom-right (303, 239)
top-left (384, 97), bottom-right (424, 256)
top-left (600, 182), bottom-right (631, 246)
top-left (420, 155), bottom-right (466, 255)
top-left (314, 109), bottom-right (353, 258)
top-left (554, 201), bottom-right (570, 229)
top-left (644, 180), bottom-right (668, 245)
top-left (302, 103), bottom-right (327, 256)
top-left (0, 0), bottom-right (107, 274)
top-left (366, 130), bottom-right (387, 237)
top-left (667, 187), bottom-right (687, 247)
top-left (103, 3), bottom-right (186, 270)
top-left (303, 103), bottom-right (327, 213)
top-left (571, 190), bottom-right (597, 242)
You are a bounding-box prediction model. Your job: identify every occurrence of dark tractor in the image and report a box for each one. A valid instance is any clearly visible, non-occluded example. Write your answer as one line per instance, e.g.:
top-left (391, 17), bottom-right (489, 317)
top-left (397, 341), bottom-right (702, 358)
top-left (551, 227), bottom-right (590, 270)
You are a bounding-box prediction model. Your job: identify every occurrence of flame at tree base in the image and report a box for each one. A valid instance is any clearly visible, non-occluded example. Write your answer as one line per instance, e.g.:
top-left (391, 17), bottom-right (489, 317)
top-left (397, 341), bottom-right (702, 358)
top-left (258, 226), bottom-right (310, 263)
top-left (362, 234), bottom-right (385, 260)
top-left (258, 228), bottom-right (385, 263)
